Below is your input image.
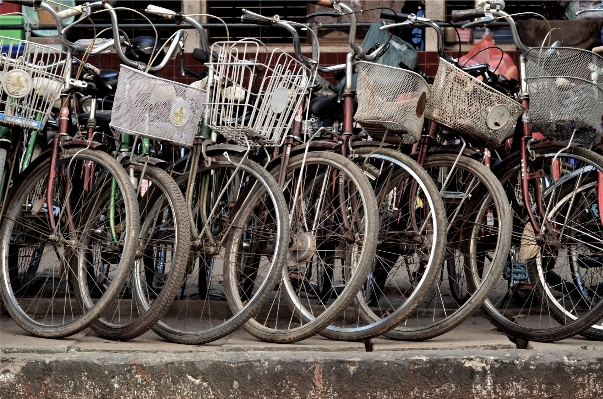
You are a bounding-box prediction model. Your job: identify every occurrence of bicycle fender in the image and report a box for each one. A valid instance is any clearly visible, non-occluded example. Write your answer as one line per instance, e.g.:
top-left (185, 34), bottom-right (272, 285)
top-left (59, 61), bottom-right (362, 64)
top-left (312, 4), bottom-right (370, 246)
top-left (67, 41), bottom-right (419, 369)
top-left (61, 140), bottom-right (107, 151)
top-left (203, 143), bottom-right (249, 155)
top-left (264, 140), bottom-right (342, 171)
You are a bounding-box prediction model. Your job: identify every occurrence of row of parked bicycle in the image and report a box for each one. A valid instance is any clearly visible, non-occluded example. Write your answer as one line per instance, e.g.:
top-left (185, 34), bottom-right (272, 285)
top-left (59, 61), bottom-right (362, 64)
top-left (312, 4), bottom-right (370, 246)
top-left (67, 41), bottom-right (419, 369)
top-left (0, 0), bottom-right (602, 346)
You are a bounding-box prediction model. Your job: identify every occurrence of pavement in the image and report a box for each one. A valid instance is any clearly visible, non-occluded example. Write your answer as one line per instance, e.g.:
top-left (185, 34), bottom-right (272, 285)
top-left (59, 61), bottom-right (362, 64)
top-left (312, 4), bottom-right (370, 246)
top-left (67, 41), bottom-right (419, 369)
top-left (2, 312), bottom-right (603, 399)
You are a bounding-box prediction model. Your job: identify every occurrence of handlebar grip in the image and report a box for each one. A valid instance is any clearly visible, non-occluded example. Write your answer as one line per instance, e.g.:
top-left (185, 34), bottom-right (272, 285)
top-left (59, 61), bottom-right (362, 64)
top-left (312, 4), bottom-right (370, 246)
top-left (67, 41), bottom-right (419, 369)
top-left (306, 11), bottom-right (340, 18)
top-left (105, 0), bottom-right (117, 6)
top-left (3, 0), bottom-right (36, 6)
top-left (380, 10), bottom-right (410, 21)
top-left (57, 5), bottom-right (84, 19)
top-left (241, 14), bottom-right (272, 26)
top-left (451, 8), bottom-right (486, 22)
top-left (145, 4), bottom-right (176, 19)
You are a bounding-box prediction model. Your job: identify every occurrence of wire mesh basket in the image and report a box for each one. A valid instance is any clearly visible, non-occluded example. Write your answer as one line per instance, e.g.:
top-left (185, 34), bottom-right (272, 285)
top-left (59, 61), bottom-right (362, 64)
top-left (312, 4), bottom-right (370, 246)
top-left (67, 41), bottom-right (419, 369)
top-left (110, 65), bottom-right (207, 148)
top-left (425, 57), bottom-right (524, 149)
top-left (525, 47), bottom-right (603, 147)
top-left (354, 61), bottom-right (429, 144)
top-left (206, 40), bottom-right (312, 147)
top-left (0, 36), bottom-right (67, 130)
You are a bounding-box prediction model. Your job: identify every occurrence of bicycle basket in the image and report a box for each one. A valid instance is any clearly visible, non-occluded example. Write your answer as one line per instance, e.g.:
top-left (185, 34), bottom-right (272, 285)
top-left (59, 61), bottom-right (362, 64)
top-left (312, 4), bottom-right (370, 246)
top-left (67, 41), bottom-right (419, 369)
top-left (525, 47), bottom-right (603, 147)
top-left (110, 65), bottom-right (206, 148)
top-left (425, 57), bottom-right (524, 149)
top-left (206, 40), bottom-right (312, 147)
top-left (354, 61), bottom-right (429, 144)
top-left (0, 37), bottom-right (67, 130)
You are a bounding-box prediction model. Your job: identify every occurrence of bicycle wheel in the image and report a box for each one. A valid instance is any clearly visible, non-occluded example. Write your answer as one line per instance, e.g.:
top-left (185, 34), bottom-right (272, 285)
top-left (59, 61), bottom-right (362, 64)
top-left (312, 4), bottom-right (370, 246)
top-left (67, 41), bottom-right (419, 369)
top-left (151, 154), bottom-right (289, 344)
top-left (530, 161), bottom-right (603, 340)
top-left (239, 151), bottom-right (378, 343)
top-left (486, 145), bottom-right (603, 342)
top-left (89, 165), bottom-right (190, 340)
top-left (318, 147), bottom-right (447, 340)
top-left (0, 147), bottom-right (139, 338)
top-left (375, 152), bottom-right (512, 340)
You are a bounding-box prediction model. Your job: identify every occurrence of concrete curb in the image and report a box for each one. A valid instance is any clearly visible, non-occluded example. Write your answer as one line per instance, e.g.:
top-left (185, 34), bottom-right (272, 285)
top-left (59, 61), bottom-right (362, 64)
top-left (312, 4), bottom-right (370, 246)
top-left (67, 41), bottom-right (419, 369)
top-left (1, 349), bottom-right (602, 398)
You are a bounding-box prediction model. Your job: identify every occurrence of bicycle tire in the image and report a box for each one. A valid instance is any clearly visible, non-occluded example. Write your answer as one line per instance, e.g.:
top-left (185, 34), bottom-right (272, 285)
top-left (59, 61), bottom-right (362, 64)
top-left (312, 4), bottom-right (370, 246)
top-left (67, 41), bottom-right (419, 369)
top-left (319, 147), bottom-right (447, 340)
top-left (89, 165), bottom-right (190, 340)
top-left (485, 145), bottom-right (603, 342)
top-left (0, 147), bottom-right (139, 338)
top-left (527, 168), bottom-right (603, 340)
top-left (239, 151), bottom-right (378, 343)
top-left (151, 154), bottom-right (289, 344)
top-left (379, 153), bottom-right (512, 340)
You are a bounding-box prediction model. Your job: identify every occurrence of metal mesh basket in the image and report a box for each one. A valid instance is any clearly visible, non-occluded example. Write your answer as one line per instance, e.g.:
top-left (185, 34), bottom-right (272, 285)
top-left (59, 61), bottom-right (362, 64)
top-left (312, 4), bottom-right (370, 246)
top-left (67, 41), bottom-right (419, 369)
top-left (0, 36), bottom-right (67, 130)
top-left (206, 41), bottom-right (312, 146)
top-left (425, 57), bottom-right (524, 149)
top-left (110, 65), bottom-right (207, 148)
top-left (354, 61), bottom-right (429, 144)
top-left (525, 47), bottom-right (603, 147)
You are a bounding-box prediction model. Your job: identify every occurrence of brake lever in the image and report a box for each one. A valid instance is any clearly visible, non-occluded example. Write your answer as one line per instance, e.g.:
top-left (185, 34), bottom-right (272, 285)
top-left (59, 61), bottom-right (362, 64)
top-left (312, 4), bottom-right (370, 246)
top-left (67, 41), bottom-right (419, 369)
top-left (461, 14), bottom-right (495, 29)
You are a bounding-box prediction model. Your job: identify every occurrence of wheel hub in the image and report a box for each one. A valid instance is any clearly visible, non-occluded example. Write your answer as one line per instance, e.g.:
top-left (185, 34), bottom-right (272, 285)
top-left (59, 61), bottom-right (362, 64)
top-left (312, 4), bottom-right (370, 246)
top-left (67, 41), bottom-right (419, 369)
top-left (289, 232), bottom-right (316, 263)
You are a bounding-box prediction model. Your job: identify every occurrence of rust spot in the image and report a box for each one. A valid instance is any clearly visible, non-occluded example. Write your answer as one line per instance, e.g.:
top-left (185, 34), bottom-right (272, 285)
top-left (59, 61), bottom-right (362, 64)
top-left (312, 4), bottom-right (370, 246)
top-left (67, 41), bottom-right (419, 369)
top-left (24, 383), bottom-right (33, 398)
top-left (416, 92), bottom-right (427, 118)
top-left (130, 359), bottom-right (152, 384)
top-left (313, 364), bottom-right (324, 393)
top-left (43, 375), bottom-right (51, 399)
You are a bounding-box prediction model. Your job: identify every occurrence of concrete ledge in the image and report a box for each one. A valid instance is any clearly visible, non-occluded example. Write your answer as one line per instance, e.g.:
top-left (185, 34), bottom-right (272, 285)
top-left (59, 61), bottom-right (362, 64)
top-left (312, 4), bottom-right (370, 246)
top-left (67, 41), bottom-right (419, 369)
top-left (1, 350), bottom-right (602, 398)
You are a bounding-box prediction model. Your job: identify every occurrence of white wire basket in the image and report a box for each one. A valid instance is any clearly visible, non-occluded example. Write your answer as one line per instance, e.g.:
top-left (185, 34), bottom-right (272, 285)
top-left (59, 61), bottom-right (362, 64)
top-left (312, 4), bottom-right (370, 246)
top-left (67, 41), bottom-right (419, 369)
top-left (110, 65), bottom-right (207, 148)
top-left (0, 36), bottom-right (67, 130)
top-left (354, 61), bottom-right (429, 144)
top-left (206, 40), bottom-right (312, 147)
top-left (525, 47), bottom-right (603, 147)
top-left (425, 57), bottom-right (524, 149)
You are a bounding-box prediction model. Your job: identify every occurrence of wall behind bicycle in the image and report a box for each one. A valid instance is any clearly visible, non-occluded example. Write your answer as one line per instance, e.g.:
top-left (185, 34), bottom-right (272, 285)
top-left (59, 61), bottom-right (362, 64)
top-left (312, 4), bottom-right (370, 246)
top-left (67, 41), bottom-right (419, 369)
top-left (83, 49), bottom-right (524, 86)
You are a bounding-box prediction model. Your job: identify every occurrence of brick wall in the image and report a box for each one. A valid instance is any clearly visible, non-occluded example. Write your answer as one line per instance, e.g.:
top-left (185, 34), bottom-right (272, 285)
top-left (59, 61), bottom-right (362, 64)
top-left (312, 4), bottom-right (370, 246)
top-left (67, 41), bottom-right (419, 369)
top-left (87, 49), bottom-right (524, 85)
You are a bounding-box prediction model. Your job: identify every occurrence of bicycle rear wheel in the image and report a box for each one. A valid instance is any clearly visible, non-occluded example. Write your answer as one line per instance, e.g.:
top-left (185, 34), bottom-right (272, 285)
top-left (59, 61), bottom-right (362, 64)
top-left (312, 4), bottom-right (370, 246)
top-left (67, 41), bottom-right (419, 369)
top-left (151, 154), bottom-right (289, 344)
top-left (1, 147), bottom-right (139, 338)
top-left (377, 152), bottom-right (512, 340)
top-left (239, 151), bottom-right (378, 343)
top-left (320, 147), bottom-right (447, 340)
top-left (89, 164), bottom-right (190, 340)
top-left (486, 145), bottom-right (603, 342)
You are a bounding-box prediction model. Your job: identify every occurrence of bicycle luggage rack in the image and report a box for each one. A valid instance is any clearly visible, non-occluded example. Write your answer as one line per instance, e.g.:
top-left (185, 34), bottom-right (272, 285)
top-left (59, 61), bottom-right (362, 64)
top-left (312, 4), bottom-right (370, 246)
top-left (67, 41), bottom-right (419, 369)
top-left (0, 36), bottom-right (67, 131)
top-left (206, 40), bottom-right (312, 147)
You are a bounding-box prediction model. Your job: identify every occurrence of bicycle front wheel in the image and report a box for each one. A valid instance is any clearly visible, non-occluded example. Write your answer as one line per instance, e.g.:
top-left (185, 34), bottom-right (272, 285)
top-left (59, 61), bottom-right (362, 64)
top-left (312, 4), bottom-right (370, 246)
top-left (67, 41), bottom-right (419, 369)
top-left (240, 151), bottom-right (379, 343)
top-left (0, 147), bottom-right (139, 338)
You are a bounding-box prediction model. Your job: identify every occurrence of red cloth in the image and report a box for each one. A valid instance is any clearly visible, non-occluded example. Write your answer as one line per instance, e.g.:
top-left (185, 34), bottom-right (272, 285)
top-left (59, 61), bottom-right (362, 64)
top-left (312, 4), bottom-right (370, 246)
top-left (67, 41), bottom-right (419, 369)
top-left (459, 33), bottom-right (519, 82)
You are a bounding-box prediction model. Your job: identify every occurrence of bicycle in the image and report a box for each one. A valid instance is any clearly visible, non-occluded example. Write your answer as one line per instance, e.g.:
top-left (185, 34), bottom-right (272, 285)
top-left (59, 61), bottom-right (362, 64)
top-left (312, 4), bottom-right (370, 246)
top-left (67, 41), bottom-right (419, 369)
top-left (450, 0), bottom-right (603, 342)
top-left (0, 0), bottom-right (139, 338)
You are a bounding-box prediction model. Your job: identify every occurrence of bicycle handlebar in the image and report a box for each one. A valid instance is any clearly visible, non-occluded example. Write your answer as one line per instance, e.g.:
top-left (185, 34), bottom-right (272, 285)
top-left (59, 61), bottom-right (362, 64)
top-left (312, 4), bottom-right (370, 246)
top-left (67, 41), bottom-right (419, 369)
top-left (145, 4), bottom-right (211, 54)
top-left (455, 7), bottom-right (529, 53)
top-left (380, 11), bottom-right (446, 58)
